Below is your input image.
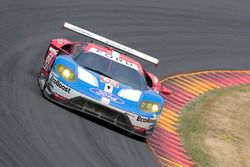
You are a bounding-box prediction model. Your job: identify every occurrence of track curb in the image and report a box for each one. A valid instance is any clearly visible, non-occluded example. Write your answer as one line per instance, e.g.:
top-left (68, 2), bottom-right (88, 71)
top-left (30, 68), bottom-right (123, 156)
top-left (147, 70), bottom-right (250, 167)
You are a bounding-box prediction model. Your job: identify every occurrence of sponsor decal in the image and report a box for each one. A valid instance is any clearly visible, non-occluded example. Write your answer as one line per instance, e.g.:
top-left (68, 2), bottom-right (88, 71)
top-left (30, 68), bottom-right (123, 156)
top-left (90, 88), bottom-right (124, 104)
top-left (88, 47), bottom-right (138, 70)
top-left (49, 47), bottom-right (58, 55)
top-left (43, 47), bottom-right (58, 70)
top-left (136, 116), bottom-right (156, 124)
top-left (104, 83), bottom-right (113, 95)
top-left (101, 76), bottom-right (119, 87)
top-left (51, 76), bottom-right (71, 93)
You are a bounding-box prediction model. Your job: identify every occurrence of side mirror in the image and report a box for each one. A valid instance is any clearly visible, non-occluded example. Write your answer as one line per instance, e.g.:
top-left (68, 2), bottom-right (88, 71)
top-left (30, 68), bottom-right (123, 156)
top-left (160, 87), bottom-right (171, 95)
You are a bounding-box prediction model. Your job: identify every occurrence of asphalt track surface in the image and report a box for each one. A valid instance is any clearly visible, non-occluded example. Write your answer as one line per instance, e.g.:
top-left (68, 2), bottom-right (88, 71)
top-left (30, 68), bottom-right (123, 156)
top-left (1, 0), bottom-right (250, 167)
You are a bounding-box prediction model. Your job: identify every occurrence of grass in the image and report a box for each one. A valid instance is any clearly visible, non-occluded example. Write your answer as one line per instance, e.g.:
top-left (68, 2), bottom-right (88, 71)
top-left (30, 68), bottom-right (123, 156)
top-left (178, 84), bottom-right (250, 167)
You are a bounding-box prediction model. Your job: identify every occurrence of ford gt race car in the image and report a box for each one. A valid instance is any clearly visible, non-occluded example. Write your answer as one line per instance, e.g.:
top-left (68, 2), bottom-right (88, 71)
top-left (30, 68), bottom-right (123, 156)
top-left (38, 22), bottom-right (171, 138)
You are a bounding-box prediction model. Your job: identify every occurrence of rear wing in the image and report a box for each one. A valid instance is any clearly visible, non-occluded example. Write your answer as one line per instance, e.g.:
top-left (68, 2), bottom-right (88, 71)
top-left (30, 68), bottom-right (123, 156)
top-left (63, 22), bottom-right (159, 65)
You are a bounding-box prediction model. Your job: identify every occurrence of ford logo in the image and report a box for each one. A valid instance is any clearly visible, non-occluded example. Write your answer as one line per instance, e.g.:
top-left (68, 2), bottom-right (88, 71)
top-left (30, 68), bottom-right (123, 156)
top-left (90, 88), bottom-right (124, 104)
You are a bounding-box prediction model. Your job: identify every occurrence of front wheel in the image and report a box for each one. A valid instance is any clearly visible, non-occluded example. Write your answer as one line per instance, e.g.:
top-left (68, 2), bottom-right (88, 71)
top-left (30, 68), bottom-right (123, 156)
top-left (37, 72), bottom-right (49, 91)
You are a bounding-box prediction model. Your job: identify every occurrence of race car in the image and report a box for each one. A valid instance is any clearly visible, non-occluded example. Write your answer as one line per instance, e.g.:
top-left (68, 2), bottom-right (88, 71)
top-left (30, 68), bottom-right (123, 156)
top-left (38, 22), bottom-right (171, 138)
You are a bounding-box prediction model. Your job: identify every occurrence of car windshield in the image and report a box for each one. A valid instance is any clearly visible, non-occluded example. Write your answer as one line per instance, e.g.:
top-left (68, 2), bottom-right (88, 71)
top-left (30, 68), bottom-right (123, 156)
top-left (73, 47), bottom-right (147, 90)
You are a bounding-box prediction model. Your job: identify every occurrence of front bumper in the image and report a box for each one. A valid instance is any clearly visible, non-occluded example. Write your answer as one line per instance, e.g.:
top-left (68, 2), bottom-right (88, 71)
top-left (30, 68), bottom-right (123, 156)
top-left (42, 76), bottom-right (156, 138)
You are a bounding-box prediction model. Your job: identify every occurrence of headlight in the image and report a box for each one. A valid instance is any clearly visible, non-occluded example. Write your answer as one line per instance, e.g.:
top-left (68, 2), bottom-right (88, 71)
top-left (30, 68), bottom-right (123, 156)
top-left (118, 89), bottom-right (142, 102)
top-left (77, 67), bottom-right (99, 87)
top-left (139, 101), bottom-right (160, 113)
top-left (56, 64), bottom-right (75, 82)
